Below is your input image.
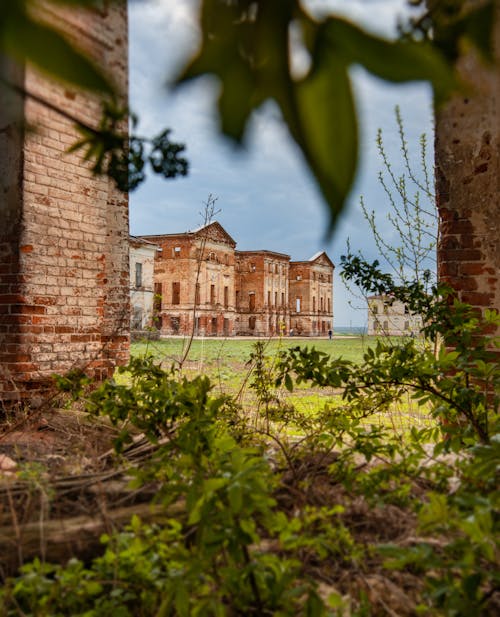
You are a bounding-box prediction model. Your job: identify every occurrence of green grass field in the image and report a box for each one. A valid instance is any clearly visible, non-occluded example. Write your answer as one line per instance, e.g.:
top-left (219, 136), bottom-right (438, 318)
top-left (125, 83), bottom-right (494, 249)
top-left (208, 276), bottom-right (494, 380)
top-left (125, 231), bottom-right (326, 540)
top-left (131, 335), bottom-right (378, 368)
top-left (128, 335), bottom-right (432, 432)
top-left (130, 336), bottom-right (375, 394)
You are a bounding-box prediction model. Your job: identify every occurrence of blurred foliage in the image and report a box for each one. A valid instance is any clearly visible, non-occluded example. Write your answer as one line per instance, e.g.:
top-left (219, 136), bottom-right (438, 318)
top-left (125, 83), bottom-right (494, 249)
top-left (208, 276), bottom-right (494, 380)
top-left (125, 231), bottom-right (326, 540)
top-left (69, 105), bottom-right (188, 192)
top-left (2, 0), bottom-right (494, 209)
top-left (0, 0), bottom-right (494, 207)
top-left (176, 0), bottom-right (496, 230)
top-left (0, 0), bottom-right (114, 95)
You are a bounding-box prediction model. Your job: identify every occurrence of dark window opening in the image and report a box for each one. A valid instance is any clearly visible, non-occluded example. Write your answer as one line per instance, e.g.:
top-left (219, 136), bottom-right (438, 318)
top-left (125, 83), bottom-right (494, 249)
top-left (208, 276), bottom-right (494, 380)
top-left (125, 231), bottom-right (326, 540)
top-left (154, 283), bottom-right (162, 311)
top-left (135, 262), bottom-right (142, 288)
top-left (172, 281), bottom-right (180, 305)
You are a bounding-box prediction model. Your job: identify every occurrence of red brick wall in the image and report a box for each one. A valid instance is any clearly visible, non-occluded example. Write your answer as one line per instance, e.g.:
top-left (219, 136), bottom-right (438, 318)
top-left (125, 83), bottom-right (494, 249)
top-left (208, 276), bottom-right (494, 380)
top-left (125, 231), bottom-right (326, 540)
top-left (235, 252), bottom-right (290, 336)
top-left (289, 261), bottom-right (333, 336)
top-left (0, 2), bottom-right (129, 405)
top-left (146, 229), bottom-right (237, 337)
top-left (435, 5), bottom-right (499, 328)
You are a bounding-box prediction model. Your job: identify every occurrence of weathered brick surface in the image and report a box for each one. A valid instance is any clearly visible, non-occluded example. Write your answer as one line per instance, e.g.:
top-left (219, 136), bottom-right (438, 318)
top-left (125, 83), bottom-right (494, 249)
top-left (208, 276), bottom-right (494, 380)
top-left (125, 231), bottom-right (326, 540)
top-left (144, 223), bottom-right (237, 337)
top-left (289, 254), bottom-right (334, 336)
top-left (235, 251), bottom-right (290, 336)
top-left (0, 2), bottom-right (129, 405)
top-left (435, 4), bottom-right (499, 328)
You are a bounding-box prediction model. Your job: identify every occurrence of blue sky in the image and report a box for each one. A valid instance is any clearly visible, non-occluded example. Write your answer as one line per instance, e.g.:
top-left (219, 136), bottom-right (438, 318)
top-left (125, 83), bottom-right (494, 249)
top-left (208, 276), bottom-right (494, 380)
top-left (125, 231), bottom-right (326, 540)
top-left (128, 0), bottom-right (435, 327)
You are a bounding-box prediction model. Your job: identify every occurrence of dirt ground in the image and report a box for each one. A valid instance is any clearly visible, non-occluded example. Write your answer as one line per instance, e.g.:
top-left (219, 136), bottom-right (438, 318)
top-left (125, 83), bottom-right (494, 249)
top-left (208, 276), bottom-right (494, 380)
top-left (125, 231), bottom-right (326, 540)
top-left (0, 406), bottom-right (436, 616)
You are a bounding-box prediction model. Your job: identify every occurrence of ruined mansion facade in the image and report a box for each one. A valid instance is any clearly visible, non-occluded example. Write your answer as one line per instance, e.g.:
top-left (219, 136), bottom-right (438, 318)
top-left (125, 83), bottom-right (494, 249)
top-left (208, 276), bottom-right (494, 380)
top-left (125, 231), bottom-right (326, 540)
top-left (135, 223), bottom-right (334, 337)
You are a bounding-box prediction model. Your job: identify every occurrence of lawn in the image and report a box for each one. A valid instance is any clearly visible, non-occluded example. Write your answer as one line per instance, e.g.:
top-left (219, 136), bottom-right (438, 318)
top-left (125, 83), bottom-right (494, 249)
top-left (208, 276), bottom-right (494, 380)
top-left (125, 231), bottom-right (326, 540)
top-left (131, 334), bottom-right (379, 368)
top-left (129, 335), bottom-right (432, 432)
top-left (130, 335), bottom-right (376, 395)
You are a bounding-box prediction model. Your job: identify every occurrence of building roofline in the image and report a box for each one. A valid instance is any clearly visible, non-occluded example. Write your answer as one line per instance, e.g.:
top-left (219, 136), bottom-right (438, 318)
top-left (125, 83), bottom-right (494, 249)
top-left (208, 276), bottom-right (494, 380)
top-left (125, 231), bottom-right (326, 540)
top-left (308, 251), bottom-right (335, 268)
top-left (289, 251), bottom-right (334, 268)
top-left (235, 250), bottom-right (291, 260)
top-left (136, 221), bottom-right (237, 247)
top-left (129, 235), bottom-right (162, 250)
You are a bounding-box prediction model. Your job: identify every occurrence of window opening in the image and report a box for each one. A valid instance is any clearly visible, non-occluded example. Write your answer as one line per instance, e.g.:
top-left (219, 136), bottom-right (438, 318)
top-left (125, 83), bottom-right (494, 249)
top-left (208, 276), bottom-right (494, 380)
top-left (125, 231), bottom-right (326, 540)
top-left (135, 262), bottom-right (142, 288)
top-left (172, 281), bottom-right (180, 305)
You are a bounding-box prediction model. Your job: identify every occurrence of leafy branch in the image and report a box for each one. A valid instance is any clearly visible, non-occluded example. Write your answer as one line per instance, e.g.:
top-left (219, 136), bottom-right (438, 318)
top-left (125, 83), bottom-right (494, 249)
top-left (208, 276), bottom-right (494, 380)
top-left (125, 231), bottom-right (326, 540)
top-left (68, 102), bottom-right (188, 192)
top-left (176, 0), bottom-right (495, 230)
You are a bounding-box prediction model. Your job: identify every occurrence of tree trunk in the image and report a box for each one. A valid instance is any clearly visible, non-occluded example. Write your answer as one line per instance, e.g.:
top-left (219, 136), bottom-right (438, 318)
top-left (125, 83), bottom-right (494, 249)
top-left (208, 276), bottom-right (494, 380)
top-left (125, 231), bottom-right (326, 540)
top-left (0, 501), bottom-right (184, 579)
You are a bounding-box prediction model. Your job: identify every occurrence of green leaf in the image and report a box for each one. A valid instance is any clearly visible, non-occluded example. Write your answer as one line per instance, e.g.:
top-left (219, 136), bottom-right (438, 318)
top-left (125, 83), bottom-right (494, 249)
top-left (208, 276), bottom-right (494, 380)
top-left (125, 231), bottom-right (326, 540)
top-left (175, 0), bottom-right (256, 142)
top-left (293, 49), bottom-right (358, 232)
top-left (306, 589), bottom-right (326, 616)
top-left (203, 477), bottom-right (227, 495)
top-left (174, 584), bottom-right (190, 617)
top-left (432, 0), bottom-right (496, 64)
top-left (1, 4), bottom-right (114, 94)
top-left (227, 483), bottom-right (243, 514)
top-left (321, 16), bottom-right (456, 105)
top-left (461, 2), bottom-right (496, 62)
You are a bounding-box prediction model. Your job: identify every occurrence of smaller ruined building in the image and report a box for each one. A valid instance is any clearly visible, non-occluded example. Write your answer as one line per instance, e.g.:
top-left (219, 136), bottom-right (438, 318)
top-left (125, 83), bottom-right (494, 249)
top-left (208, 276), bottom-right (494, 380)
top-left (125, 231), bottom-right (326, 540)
top-left (135, 222), bottom-right (334, 337)
top-left (367, 295), bottom-right (422, 337)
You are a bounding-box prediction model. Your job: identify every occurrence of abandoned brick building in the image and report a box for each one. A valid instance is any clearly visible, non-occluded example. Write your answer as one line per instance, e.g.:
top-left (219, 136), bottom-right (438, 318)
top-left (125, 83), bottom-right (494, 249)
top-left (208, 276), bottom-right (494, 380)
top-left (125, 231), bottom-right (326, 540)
top-left (0, 2), bottom-right (129, 405)
top-left (138, 223), bottom-right (334, 337)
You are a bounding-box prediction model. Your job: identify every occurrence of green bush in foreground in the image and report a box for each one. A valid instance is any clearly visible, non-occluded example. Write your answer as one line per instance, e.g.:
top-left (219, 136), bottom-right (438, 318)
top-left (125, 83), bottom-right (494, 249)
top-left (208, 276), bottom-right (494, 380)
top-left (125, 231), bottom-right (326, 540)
top-left (1, 262), bottom-right (498, 616)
